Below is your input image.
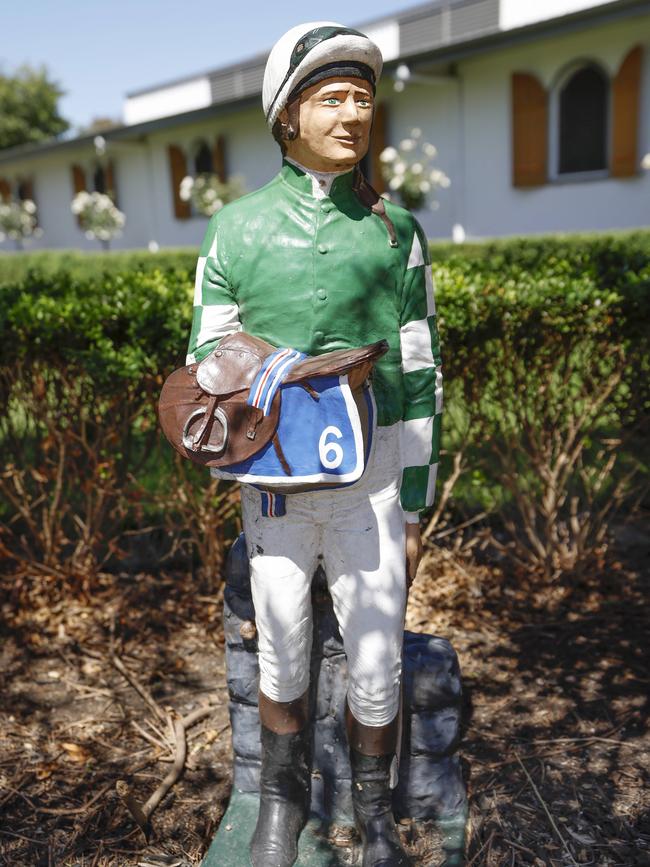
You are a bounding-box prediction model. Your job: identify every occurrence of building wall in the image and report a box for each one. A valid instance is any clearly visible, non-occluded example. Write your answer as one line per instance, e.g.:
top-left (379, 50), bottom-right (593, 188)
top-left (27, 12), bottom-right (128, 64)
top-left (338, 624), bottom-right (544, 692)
top-left (459, 12), bottom-right (650, 237)
top-left (499, 0), bottom-right (613, 31)
top-left (0, 107), bottom-right (280, 253)
top-left (144, 106), bottom-right (279, 249)
top-left (377, 78), bottom-right (460, 239)
top-left (0, 149), bottom-right (106, 252)
top-left (1, 8), bottom-right (648, 252)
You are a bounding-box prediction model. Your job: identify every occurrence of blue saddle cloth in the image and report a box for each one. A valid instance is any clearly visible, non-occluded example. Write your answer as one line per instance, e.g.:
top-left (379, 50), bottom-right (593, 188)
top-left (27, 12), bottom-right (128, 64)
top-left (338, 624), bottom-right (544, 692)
top-left (217, 374), bottom-right (374, 482)
top-left (210, 347), bottom-right (376, 516)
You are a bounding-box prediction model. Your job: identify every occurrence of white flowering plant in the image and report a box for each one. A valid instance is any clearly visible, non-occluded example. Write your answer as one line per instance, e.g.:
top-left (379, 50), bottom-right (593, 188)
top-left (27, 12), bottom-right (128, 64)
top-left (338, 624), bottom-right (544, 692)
top-left (379, 128), bottom-right (450, 211)
top-left (179, 173), bottom-right (246, 217)
top-left (71, 191), bottom-right (126, 249)
top-left (0, 199), bottom-right (42, 248)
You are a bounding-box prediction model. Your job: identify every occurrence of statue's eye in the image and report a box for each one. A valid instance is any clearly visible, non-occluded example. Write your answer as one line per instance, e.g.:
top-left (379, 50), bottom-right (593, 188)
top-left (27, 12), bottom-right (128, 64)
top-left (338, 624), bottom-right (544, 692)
top-left (324, 97), bottom-right (341, 105)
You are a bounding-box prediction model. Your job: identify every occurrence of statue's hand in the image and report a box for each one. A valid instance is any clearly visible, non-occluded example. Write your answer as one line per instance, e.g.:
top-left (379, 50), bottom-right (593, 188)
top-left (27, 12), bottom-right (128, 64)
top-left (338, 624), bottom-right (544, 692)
top-left (405, 521), bottom-right (423, 588)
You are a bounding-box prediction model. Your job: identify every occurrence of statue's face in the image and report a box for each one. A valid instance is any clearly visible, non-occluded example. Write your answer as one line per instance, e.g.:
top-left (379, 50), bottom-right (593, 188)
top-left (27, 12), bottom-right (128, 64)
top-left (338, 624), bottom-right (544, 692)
top-left (281, 76), bottom-right (374, 172)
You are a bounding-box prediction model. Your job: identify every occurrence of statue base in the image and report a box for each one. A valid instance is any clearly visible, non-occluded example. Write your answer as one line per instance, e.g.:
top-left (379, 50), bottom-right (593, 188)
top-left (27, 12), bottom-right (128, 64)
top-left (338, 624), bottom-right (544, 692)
top-left (202, 535), bottom-right (468, 865)
top-left (202, 791), bottom-right (347, 866)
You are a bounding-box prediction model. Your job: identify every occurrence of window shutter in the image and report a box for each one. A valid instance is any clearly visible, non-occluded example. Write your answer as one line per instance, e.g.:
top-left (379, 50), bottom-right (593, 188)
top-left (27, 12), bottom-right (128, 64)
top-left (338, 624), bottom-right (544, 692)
top-left (168, 145), bottom-right (191, 219)
top-left (105, 160), bottom-right (118, 205)
top-left (213, 135), bottom-right (227, 182)
top-left (0, 178), bottom-right (11, 202)
top-left (611, 45), bottom-right (643, 178)
top-left (71, 164), bottom-right (86, 195)
top-left (370, 102), bottom-right (387, 194)
top-left (71, 164), bottom-right (87, 226)
top-left (511, 72), bottom-right (548, 187)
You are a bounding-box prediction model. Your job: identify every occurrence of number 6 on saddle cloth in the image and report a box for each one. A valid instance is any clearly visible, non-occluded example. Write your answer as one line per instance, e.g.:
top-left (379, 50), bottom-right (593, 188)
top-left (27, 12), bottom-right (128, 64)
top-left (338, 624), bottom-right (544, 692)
top-left (158, 332), bottom-right (388, 515)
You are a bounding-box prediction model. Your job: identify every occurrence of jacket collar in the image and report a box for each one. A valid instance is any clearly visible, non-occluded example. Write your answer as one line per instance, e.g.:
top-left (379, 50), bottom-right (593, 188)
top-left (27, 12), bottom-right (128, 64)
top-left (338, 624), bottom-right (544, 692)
top-left (279, 159), bottom-right (357, 203)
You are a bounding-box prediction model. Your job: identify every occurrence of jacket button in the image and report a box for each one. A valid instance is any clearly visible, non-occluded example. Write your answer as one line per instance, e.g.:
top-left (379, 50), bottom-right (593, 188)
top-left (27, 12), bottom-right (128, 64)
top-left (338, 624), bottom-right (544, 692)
top-left (317, 243), bottom-right (328, 254)
top-left (314, 330), bottom-right (325, 343)
top-left (316, 289), bottom-right (327, 301)
top-left (322, 202), bottom-right (334, 214)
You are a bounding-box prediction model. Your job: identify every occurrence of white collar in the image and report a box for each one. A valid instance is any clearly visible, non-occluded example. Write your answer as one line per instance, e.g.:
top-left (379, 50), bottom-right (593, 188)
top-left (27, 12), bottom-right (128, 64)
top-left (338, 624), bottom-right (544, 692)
top-left (285, 157), bottom-right (351, 199)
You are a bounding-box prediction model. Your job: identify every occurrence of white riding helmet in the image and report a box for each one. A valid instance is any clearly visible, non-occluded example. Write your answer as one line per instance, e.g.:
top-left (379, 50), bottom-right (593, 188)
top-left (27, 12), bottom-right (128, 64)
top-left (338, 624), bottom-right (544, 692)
top-left (262, 21), bottom-right (383, 130)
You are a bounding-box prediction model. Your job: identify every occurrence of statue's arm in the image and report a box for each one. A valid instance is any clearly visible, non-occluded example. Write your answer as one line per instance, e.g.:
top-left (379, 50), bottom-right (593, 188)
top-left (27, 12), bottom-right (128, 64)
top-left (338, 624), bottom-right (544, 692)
top-left (397, 219), bottom-right (443, 525)
top-left (186, 214), bottom-right (241, 365)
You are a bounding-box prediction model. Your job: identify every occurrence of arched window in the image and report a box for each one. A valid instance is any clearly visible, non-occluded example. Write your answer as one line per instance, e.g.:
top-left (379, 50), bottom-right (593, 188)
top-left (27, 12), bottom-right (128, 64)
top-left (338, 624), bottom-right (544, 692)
top-left (194, 140), bottom-right (213, 175)
top-left (557, 64), bottom-right (608, 175)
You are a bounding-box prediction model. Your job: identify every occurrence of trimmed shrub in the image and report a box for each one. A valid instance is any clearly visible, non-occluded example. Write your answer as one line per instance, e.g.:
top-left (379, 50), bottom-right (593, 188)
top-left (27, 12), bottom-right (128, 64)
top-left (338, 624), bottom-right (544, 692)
top-left (0, 230), bottom-right (648, 584)
top-left (427, 230), bottom-right (650, 576)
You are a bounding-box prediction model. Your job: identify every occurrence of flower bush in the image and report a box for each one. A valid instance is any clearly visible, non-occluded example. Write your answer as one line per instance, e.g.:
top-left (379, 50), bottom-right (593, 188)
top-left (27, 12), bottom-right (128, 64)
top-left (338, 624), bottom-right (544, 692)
top-left (179, 173), bottom-right (246, 217)
top-left (71, 191), bottom-right (125, 249)
top-left (0, 198), bottom-right (42, 248)
top-left (380, 128), bottom-right (450, 211)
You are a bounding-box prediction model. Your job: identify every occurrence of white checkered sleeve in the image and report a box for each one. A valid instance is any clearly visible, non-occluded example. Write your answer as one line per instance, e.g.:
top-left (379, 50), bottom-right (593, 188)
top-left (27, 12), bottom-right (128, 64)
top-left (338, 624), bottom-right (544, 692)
top-left (186, 214), bottom-right (241, 364)
top-left (398, 220), bottom-right (443, 519)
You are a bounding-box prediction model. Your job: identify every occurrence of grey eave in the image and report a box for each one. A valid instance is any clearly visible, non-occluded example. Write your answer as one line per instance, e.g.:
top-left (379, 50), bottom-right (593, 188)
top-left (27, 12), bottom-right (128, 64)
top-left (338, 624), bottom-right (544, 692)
top-left (0, 97), bottom-right (259, 166)
top-left (400, 0), bottom-right (649, 67)
top-left (0, 0), bottom-right (646, 167)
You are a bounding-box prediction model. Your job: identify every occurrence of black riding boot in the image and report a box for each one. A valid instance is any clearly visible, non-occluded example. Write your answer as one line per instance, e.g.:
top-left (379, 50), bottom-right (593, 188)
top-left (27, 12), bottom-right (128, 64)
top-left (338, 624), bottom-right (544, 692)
top-left (249, 724), bottom-right (311, 867)
top-left (350, 748), bottom-right (412, 867)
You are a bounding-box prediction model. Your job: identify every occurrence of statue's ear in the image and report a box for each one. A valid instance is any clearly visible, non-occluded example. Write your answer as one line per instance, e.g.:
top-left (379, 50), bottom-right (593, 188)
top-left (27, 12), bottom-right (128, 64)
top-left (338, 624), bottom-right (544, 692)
top-left (285, 102), bottom-right (300, 142)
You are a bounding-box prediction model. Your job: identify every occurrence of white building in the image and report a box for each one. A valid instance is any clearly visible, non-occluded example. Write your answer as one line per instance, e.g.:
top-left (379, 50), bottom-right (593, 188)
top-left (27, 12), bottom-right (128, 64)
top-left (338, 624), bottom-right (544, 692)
top-left (0, 0), bottom-right (648, 251)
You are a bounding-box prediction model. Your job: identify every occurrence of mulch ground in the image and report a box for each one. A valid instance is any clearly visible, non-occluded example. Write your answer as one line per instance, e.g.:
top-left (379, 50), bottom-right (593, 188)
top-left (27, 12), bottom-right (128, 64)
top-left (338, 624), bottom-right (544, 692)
top-left (0, 520), bottom-right (648, 867)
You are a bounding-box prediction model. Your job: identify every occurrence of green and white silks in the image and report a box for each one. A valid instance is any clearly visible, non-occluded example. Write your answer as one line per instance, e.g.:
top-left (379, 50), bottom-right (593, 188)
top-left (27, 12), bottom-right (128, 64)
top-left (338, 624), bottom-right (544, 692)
top-left (187, 160), bottom-right (443, 518)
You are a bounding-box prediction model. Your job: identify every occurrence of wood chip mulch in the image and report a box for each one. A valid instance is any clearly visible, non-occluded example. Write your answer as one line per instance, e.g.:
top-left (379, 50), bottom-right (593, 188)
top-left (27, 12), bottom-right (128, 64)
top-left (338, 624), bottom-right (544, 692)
top-left (0, 520), bottom-right (648, 866)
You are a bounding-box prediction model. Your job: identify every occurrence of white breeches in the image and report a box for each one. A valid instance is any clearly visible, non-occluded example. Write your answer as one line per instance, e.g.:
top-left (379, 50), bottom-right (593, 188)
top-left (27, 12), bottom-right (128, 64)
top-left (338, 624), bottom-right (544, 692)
top-left (240, 424), bottom-right (407, 727)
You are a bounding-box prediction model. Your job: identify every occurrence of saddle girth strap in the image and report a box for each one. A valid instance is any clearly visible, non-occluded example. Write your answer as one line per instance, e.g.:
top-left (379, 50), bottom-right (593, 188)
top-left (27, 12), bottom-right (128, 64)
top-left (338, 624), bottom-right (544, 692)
top-left (272, 433), bottom-right (292, 476)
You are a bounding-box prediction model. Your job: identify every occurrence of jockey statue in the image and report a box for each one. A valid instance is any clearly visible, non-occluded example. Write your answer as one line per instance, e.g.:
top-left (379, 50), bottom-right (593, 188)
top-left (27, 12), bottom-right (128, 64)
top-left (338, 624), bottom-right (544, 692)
top-left (186, 21), bottom-right (443, 867)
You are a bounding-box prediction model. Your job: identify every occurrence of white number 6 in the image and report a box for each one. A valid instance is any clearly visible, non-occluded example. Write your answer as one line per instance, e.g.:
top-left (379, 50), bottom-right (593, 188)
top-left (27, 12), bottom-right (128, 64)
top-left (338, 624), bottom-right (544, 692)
top-left (318, 426), bottom-right (344, 469)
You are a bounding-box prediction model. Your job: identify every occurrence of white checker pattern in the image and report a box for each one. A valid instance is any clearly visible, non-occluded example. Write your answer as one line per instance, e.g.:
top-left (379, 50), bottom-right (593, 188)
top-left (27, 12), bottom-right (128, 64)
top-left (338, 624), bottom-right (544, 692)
top-left (196, 303), bottom-right (241, 348)
top-left (425, 462), bottom-right (439, 507)
top-left (193, 256), bottom-right (207, 306)
top-left (401, 416), bottom-right (433, 468)
top-left (400, 318), bottom-right (435, 373)
top-left (407, 232), bottom-right (425, 269)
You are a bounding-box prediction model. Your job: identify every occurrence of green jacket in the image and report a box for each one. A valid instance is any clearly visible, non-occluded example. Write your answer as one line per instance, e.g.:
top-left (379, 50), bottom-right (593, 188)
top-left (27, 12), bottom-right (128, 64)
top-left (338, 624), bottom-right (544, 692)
top-left (187, 160), bottom-right (442, 516)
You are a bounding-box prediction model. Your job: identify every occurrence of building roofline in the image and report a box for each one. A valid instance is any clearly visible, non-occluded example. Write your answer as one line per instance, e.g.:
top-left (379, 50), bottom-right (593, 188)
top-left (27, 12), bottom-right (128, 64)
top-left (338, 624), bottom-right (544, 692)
top-left (0, 0), bottom-right (646, 166)
top-left (400, 0), bottom-right (649, 68)
top-left (0, 99), bottom-right (259, 166)
top-left (125, 51), bottom-right (270, 99)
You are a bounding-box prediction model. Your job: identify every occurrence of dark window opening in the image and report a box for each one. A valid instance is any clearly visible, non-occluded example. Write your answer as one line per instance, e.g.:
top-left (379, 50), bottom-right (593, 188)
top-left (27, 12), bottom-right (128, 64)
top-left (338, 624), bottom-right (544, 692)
top-left (94, 165), bottom-right (107, 194)
top-left (194, 142), bottom-right (213, 174)
top-left (558, 65), bottom-right (608, 174)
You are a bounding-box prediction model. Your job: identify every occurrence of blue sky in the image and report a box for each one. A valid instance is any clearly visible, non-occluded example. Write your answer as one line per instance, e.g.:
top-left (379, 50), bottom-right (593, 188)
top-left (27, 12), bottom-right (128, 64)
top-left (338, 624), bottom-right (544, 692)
top-left (4, 0), bottom-right (409, 131)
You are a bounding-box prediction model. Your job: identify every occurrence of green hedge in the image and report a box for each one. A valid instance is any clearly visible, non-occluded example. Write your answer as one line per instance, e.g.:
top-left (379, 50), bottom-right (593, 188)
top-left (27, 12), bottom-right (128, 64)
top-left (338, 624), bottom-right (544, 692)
top-left (1, 229), bottom-right (648, 581)
top-left (0, 248), bottom-right (197, 286)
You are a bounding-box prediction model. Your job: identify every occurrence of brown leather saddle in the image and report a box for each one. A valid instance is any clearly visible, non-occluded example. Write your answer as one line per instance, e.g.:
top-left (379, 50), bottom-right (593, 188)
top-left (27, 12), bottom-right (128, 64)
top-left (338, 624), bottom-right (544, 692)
top-left (158, 332), bottom-right (389, 471)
